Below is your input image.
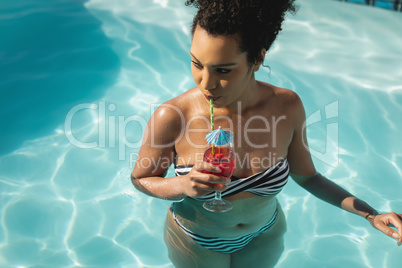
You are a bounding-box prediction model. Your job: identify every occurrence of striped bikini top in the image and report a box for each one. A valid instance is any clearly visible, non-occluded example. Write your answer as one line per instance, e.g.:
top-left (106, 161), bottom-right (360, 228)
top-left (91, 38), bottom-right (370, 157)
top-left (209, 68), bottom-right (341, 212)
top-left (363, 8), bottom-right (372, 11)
top-left (174, 158), bottom-right (290, 201)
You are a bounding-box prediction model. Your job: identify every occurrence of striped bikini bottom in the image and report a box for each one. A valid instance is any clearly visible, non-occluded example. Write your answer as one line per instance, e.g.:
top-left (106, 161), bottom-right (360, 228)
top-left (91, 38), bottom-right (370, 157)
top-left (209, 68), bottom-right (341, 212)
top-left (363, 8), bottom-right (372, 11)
top-left (170, 204), bottom-right (278, 254)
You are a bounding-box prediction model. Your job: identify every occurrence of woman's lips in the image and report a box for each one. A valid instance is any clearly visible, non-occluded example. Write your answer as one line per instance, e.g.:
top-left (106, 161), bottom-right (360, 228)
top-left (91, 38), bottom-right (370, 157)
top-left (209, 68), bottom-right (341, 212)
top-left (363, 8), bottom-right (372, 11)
top-left (204, 95), bottom-right (221, 101)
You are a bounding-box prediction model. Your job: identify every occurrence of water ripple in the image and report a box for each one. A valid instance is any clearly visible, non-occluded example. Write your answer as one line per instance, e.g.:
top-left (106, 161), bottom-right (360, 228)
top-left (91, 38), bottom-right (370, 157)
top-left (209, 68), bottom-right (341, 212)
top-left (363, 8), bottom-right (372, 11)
top-left (1, 0), bottom-right (401, 267)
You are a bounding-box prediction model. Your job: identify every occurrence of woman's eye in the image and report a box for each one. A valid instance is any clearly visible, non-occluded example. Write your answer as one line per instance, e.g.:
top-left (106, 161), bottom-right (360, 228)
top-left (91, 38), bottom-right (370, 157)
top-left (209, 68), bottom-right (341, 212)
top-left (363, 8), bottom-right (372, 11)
top-left (191, 60), bottom-right (202, 69)
top-left (217, 68), bottom-right (231, 74)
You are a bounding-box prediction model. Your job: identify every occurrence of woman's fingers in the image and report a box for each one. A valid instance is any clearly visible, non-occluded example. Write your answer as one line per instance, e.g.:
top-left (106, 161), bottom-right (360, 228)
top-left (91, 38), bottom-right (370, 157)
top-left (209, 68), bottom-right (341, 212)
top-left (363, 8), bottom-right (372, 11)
top-left (394, 213), bottom-right (402, 245)
top-left (191, 173), bottom-right (227, 187)
top-left (387, 213), bottom-right (402, 245)
top-left (194, 161), bottom-right (221, 173)
top-left (185, 174), bottom-right (228, 197)
top-left (374, 213), bottom-right (402, 246)
top-left (181, 162), bottom-right (231, 198)
top-left (193, 162), bottom-right (230, 184)
top-left (376, 222), bottom-right (399, 239)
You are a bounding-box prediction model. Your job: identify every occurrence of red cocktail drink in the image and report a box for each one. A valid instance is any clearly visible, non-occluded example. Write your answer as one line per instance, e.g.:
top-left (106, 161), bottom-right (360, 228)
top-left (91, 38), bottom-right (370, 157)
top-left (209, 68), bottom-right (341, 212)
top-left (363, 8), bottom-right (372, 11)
top-left (203, 147), bottom-right (236, 185)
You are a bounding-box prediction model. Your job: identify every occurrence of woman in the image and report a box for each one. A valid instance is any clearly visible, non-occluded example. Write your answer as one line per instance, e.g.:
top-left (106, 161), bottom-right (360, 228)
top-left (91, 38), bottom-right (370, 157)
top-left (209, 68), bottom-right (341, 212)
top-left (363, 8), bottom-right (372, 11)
top-left (131, 1), bottom-right (402, 267)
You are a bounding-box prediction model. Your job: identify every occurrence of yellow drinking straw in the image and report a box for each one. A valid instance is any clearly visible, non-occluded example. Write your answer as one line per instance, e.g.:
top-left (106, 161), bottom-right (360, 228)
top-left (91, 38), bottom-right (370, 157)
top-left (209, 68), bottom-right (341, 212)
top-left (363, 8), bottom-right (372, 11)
top-left (210, 98), bottom-right (215, 154)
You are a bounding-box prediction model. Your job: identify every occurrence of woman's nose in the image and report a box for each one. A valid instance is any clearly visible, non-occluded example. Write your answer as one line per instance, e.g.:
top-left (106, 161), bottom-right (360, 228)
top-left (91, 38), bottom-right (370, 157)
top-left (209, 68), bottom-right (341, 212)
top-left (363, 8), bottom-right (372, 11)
top-left (200, 70), bottom-right (216, 91)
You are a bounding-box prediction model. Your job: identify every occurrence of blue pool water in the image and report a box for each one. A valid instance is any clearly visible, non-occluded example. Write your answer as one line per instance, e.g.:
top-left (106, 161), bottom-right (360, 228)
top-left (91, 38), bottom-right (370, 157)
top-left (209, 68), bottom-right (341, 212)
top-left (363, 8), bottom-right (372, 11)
top-left (344, 0), bottom-right (401, 11)
top-left (0, 0), bottom-right (401, 267)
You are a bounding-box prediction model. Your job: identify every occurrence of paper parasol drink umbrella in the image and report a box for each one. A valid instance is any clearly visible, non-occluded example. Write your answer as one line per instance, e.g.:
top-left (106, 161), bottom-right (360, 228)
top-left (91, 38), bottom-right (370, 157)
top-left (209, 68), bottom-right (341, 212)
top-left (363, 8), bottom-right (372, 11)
top-left (205, 126), bottom-right (233, 146)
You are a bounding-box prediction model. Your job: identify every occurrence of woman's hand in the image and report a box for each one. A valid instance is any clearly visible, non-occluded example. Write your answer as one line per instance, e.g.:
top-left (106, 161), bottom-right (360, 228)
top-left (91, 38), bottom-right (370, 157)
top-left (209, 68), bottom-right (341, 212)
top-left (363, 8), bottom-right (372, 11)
top-left (180, 161), bottom-right (230, 199)
top-left (367, 212), bottom-right (402, 246)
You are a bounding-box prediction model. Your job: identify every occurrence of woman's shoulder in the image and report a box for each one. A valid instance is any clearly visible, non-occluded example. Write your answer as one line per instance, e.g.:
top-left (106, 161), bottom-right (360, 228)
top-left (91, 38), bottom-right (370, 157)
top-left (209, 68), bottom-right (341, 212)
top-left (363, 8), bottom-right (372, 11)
top-left (256, 81), bottom-right (305, 128)
top-left (151, 87), bottom-right (199, 123)
top-left (168, 87), bottom-right (199, 106)
top-left (258, 81), bottom-right (303, 110)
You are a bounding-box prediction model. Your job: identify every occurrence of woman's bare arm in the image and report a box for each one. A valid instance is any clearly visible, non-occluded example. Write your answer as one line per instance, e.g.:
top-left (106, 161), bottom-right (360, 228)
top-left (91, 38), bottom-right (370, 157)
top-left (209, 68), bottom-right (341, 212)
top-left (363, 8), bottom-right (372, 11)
top-left (131, 100), bottom-right (229, 200)
top-left (287, 93), bottom-right (402, 245)
top-left (131, 102), bottom-right (184, 200)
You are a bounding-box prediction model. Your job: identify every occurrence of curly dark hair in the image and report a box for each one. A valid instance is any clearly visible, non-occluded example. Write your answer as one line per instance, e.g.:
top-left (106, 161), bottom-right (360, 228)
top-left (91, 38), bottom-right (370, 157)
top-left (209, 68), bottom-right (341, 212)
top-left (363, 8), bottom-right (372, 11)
top-left (185, 0), bottom-right (298, 65)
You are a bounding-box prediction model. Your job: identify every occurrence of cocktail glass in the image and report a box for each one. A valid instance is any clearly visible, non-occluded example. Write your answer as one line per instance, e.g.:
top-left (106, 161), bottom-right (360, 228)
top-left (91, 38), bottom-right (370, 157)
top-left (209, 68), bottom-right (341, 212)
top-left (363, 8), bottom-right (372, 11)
top-left (202, 131), bottom-right (236, 213)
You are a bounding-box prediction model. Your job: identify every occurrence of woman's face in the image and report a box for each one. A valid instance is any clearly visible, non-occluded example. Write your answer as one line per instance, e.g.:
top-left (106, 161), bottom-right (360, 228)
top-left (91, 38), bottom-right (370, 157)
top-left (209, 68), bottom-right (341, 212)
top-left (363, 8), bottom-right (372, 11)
top-left (190, 25), bottom-right (260, 108)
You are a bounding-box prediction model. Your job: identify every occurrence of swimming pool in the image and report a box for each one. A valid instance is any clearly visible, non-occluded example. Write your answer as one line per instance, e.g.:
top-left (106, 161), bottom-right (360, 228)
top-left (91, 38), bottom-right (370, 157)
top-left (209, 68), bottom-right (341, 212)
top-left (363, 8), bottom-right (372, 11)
top-left (0, 0), bottom-right (401, 267)
top-left (339, 0), bottom-right (402, 11)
